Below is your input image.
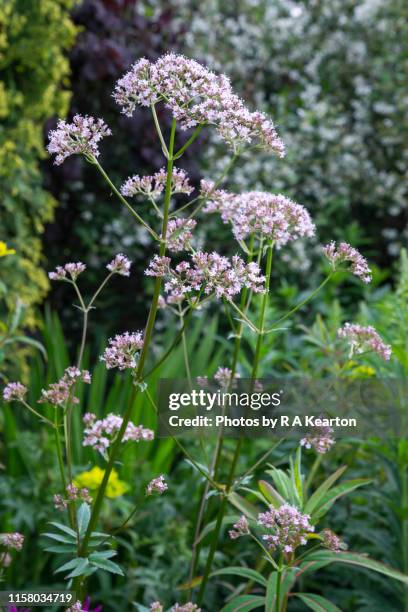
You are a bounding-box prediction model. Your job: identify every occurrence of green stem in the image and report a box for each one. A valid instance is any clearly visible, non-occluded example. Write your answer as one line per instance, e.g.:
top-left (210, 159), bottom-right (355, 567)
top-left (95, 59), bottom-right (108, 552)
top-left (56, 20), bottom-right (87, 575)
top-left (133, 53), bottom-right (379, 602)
top-left (173, 125), bottom-right (203, 159)
top-left (151, 105), bottom-right (170, 158)
top-left (266, 273), bottom-right (332, 332)
top-left (275, 562), bottom-right (282, 612)
top-left (79, 120), bottom-right (177, 561)
top-left (93, 160), bottom-right (159, 241)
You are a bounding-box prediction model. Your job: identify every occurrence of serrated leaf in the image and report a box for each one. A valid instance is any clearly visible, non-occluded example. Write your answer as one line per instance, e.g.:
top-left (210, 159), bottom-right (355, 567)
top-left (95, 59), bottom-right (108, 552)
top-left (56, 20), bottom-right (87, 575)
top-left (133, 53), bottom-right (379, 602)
top-left (90, 556), bottom-right (124, 576)
top-left (89, 550), bottom-right (117, 561)
top-left (295, 593), bottom-right (341, 612)
top-left (55, 557), bottom-right (87, 574)
top-left (77, 503), bottom-right (91, 536)
top-left (220, 594), bottom-right (265, 611)
top-left (66, 557), bottom-right (89, 578)
top-left (211, 566), bottom-right (267, 587)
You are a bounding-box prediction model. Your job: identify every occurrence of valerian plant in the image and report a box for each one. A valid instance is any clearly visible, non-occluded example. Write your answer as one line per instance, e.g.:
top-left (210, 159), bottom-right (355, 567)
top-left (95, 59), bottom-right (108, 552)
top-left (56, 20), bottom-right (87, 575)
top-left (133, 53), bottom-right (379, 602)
top-left (2, 53), bottom-right (406, 610)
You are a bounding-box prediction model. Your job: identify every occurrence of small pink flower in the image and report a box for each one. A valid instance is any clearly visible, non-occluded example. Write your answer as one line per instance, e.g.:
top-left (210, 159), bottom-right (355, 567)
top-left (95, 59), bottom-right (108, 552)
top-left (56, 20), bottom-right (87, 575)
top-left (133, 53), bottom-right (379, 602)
top-left (257, 504), bottom-right (314, 555)
top-left (163, 219), bottom-right (196, 253)
top-left (146, 475), bottom-right (168, 496)
top-left (107, 254), bottom-right (132, 276)
top-left (121, 167), bottom-right (193, 199)
top-left (47, 114), bottom-right (111, 165)
top-left (3, 382), bottom-right (27, 402)
top-left (38, 367), bottom-right (91, 406)
top-left (1, 532), bottom-right (24, 551)
top-left (321, 528), bottom-right (347, 553)
top-left (83, 412), bottom-right (154, 456)
top-left (323, 241), bottom-right (372, 283)
top-left (338, 323), bottom-right (391, 360)
top-left (300, 416), bottom-right (335, 454)
top-left (214, 367), bottom-right (240, 389)
top-left (49, 262), bottom-right (86, 282)
top-left (229, 515), bottom-right (250, 539)
top-left (100, 332), bottom-right (144, 370)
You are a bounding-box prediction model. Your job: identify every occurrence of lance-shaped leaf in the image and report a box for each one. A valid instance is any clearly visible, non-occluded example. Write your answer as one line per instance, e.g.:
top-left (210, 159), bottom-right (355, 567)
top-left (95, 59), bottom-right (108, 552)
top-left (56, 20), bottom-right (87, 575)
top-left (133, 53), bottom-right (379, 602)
top-left (258, 481), bottom-right (284, 508)
top-left (299, 550), bottom-right (408, 584)
top-left (77, 503), bottom-right (91, 537)
top-left (211, 566), bottom-right (267, 587)
top-left (295, 593), bottom-right (341, 611)
top-left (220, 594), bottom-right (266, 611)
top-left (311, 478), bottom-right (371, 520)
top-left (304, 465), bottom-right (348, 515)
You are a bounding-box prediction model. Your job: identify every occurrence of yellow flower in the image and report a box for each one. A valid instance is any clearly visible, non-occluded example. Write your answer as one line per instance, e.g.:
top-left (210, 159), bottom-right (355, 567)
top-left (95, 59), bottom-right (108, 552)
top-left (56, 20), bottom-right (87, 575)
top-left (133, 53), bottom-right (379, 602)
top-left (74, 466), bottom-right (129, 499)
top-left (0, 241), bottom-right (16, 257)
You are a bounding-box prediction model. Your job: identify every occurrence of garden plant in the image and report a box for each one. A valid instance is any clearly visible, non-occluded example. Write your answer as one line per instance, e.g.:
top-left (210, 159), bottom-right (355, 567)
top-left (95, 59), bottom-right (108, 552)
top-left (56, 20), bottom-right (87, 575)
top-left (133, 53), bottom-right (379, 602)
top-left (2, 53), bottom-right (408, 612)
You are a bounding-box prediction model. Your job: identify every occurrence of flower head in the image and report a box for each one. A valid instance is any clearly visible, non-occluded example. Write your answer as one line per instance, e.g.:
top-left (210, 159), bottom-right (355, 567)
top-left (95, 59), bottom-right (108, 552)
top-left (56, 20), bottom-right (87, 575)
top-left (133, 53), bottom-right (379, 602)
top-left (47, 114), bottom-right (111, 165)
top-left (121, 167), bottom-right (193, 199)
top-left (54, 484), bottom-right (92, 511)
top-left (171, 605), bottom-right (201, 612)
top-left (39, 367), bottom-right (91, 406)
top-left (164, 219), bottom-right (196, 252)
top-left (214, 367), bottom-right (241, 389)
top-left (229, 515), bottom-right (250, 539)
top-left (204, 191), bottom-right (315, 246)
top-left (74, 466), bottom-right (129, 498)
top-left (150, 604), bottom-right (163, 612)
top-left (114, 54), bottom-right (284, 155)
top-left (82, 413), bottom-right (154, 457)
top-left (100, 331), bottom-right (144, 370)
top-left (49, 262), bottom-right (86, 282)
top-left (146, 475), bottom-right (168, 496)
top-left (321, 528), bottom-right (347, 553)
top-left (107, 254), bottom-right (132, 276)
top-left (3, 382), bottom-right (27, 402)
top-left (300, 416), bottom-right (335, 454)
top-left (338, 323), bottom-right (391, 360)
top-left (145, 251), bottom-right (265, 303)
top-left (1, 532), bottom-right (24, 551)
top-left (323, 241), bottom-right (372, 283)
top-left (257, 503), bottom-right (314, 555)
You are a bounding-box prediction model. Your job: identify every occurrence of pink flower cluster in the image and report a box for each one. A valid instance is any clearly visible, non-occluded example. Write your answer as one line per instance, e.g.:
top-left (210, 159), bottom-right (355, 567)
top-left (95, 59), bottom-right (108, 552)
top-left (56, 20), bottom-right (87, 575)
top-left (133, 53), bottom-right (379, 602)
top-left (82, 412), bottom-right (154, 456)
top-left (47, 114), bottom-right (111, 165)
top-left (301, 417), bottom-right (335, 454)
top-left (150, 604), bottom-right (200, 612)
top-left (39, 367), bottom-right (91, 406)
top-left (107, 254), bottom-right (132, 276)
top-left (1, 532), bottom-right (24, 551)
top-left (113, 54), bottom-right (284, 155)
top-left (3, 382), bottom-right (27, 402)
top-left (163, 218), bottom-right (196, 252)
top-left (121, 167), bottom-right (193, 199)
top-left (257, 503), bottom-right (314, 554)
top-left (204, 189), bottom-right (315, 246)
top-left (214, 366), bottom-right (241, 389)
top-left (145, 252), bottom-right (265, 303)
top-left (146, 475), bottom-right (168, 496)
top-left (54, 484), bottom-right (92, 511)
top-left (49, 262), bottom-right (86, 282)
top-left (338, 323), bottom-right (391, 360)
top-left (229, 515), bottom-right (250, 539)
top-left (321, 528), bottom-right (347, 553)
top-left (323, 241), bottom-right (372, 283)
top-left (100, 331), bottom-right (144, 370)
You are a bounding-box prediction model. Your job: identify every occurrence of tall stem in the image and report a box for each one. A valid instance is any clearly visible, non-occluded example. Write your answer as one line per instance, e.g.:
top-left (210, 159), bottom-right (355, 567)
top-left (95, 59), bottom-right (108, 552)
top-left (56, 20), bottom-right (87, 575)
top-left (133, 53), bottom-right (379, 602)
top-left (79, 120), bottom-right (177, 560)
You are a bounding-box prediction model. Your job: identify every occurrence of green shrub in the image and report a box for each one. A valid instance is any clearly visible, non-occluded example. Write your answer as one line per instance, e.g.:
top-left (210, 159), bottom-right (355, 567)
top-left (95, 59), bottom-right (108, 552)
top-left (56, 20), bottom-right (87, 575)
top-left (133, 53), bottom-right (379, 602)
top-left (0, 0), bottom-right (77, 328)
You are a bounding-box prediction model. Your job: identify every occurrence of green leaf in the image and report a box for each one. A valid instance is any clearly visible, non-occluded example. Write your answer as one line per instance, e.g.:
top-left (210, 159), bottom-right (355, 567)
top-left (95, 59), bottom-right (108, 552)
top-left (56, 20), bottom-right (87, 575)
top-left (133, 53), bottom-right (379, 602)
top-left (44, 544), bottom-right (77, 554)
top-left (258, 481), bottom-right (284, 508)
top-left (304, 465), bottom-right (348, 515)
top-left (295, 593), bottom-right (341, 611)
top-left (228, 492), bottom-right (258, 520)
top-left (77, 503), bottom-right (91, 536)
top-left (42, 532), bottom-right (76, 544)
top-left (220, 595), bottom-right (265, 611)
top-left (210, 566), bottom-right (267, 587)
top-left (48, 521), bottom-right (77, 538)
top-left (66, 557), bottom-right (90, 578)
top-left (292, 447), bottom-right (303, 505)
top-left (299, 551), bottom-right (408, 584)
top-left (312, 479), bottom-right (371, 520)
top-left (5, 335), bottom-right (47, 358)
top-left (89, 550), bottom-right (117, 561)
top-left (265, 572), bottom-right (277, 610)
top-left (55, 557), bottom-right (87, 574)
top-left (267, 468), bottom-right (291, 500)
top-left (89, 556), bottom-right (124, 576)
